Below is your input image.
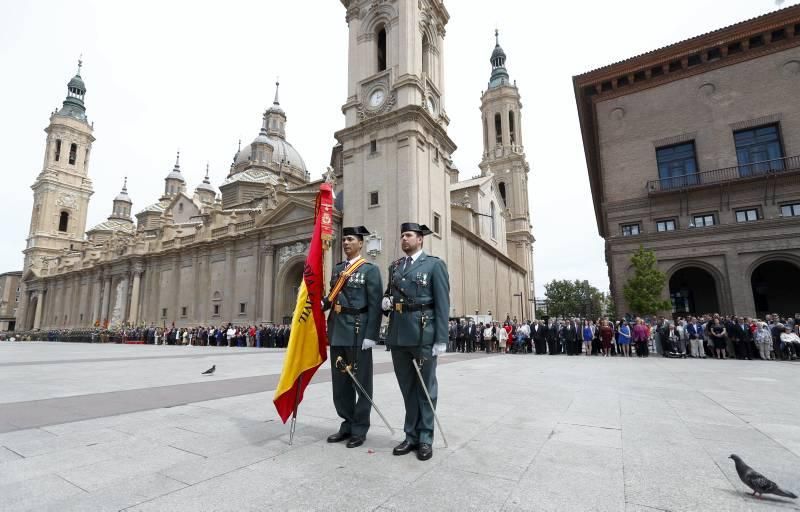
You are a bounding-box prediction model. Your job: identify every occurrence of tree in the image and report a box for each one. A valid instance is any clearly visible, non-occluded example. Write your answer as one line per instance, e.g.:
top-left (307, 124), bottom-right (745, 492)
top-left (544, 279), bottom-right (605, 319)
top-left (623, 246), bottom-right (671, 316)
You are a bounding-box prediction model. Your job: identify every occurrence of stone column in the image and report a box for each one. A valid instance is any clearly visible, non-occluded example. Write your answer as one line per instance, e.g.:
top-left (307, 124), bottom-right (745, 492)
top-left (128, 269), bottom-right (143, 325)
top-left (224, 246), bottom-right (236, 322)
top-left (91, 275), bottom-right (103, 326)
top-left (261, 244), bottom-right (275, 323)
top-left (101, 276), bottom-right (112, 325)
top-left (172, 254), bottom-right (182, 325)
top-left (33, 290), bottom-right (44, 330)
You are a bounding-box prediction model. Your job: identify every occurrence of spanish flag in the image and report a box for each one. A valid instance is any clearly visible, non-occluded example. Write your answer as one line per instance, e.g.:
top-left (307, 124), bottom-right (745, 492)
top-left (273, 183), bottom-right (333, 423)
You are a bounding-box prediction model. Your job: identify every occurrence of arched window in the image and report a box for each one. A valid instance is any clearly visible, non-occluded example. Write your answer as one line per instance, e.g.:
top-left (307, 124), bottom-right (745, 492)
top-left (422, 34), bottom-right (430, 75)
top-left (58, 211), bottom-right (69, 232)
top-left (68, 143), bottom-right (77, 165)
top-left (509, 111), bottom-right (516, 145)
top-left (178, 202), bottom-right (184, 213)
top-left (494, 113), bottom-right (502, 144)
top-left (499, 182), bottom-right (507, 207)
top-left (490, 201), bottom-right (496, 239)
top-left (377, 26), bottom-right (387, 72)
top-left (483, 117), bottom-right (489, 151)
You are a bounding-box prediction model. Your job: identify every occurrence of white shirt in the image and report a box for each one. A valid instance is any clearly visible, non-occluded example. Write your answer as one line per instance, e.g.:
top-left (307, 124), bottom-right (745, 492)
top-left (404, 250), bottom-right (423, 265)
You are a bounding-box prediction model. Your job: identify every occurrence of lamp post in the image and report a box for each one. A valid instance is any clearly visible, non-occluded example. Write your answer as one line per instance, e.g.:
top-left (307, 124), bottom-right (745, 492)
top-left (365, 233), bottom-right (382, 259)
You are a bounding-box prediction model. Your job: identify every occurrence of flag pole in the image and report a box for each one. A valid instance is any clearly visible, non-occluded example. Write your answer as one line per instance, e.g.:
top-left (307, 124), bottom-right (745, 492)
top-left (288, 374), bottom-right (302, 445)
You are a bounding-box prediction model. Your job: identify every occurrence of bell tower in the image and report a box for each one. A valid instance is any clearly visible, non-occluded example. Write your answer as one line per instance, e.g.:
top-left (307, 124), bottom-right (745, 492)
top-left (335, 0), bottom-right (457, 272)
top-left (478, 31), bottom-right (535, 297)
top-left (24, 59), bottom-right (95, 273)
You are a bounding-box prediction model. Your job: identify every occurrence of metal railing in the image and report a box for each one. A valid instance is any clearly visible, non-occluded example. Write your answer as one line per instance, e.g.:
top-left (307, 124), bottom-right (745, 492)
top-left (647, 154), bottom-right (800, 193)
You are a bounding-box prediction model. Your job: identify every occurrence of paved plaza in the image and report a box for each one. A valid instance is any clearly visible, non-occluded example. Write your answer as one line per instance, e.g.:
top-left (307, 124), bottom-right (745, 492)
top-left (0, 342), bottom-right (798, 511)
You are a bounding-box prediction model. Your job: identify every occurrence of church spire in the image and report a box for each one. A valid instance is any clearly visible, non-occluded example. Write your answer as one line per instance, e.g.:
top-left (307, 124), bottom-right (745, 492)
top-left (488, 29), bottom-right (510, 89)
top-left (59, 56), bottom-right (88, 121)
top-left (266, 78), bottom-right (287, 139)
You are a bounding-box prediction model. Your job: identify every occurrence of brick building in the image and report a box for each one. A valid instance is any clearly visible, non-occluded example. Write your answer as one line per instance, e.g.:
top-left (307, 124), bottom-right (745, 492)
top-left (574, 6), bottom-right (800, 318)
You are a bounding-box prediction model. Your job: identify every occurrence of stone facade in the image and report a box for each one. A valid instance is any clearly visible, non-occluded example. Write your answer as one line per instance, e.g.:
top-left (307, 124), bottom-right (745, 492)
top-left (574, 6), bottom-right (800, 318)
top-left (13, 1), bottom-right (536, 329)
top-left (0, 271), bottom-right (21, 331)
top-left (336, 0), bottom-right (535, 320)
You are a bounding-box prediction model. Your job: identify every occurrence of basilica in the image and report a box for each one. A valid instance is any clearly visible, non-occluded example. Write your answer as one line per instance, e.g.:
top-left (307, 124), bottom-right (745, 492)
top-left (14, 0), bottom-right (535, 331)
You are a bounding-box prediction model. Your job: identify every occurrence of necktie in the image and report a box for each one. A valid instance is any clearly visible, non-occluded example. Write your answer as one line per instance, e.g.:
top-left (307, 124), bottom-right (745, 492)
top-left (404, 256), bottom-right (412, 271)
top-left (344, 261), bottom-right (350, 270)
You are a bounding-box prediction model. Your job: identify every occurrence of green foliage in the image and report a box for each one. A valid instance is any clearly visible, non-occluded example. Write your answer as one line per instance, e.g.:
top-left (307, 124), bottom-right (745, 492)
top-left (623, 246), bottom-right (671, 316)
top-left (544, 279), bottom-right (605, 319)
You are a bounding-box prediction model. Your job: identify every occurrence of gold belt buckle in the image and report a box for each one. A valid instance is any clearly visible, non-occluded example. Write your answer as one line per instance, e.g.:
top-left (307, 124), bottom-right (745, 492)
top-left (395, 303), bottom-right (403, 312)
top-left (334, 304), bottom-right (342, 313)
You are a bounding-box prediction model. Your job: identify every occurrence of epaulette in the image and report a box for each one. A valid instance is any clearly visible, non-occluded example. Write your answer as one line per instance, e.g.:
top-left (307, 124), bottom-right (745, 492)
top-left (392, 257), bottom-right (406, 265)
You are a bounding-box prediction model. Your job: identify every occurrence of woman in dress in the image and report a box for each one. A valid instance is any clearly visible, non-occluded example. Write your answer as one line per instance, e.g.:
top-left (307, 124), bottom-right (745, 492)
top-left (582, 320), bottom-right (593, 356)
top-left (599, 320), bottom-right (614, 357)
top-left (617, 320), bottom-right (632, 357)
top-left (497, 323), bottom-right (509, 354)
top-left (709, 318), bottom-right (728, 359)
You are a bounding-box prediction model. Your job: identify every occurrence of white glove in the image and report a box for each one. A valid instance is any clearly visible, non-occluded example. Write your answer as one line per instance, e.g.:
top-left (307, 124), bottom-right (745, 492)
top-left (362, 339), bottom-right (376, 350)
top-left (381, 296), bottom-right (393, 312)
top-left (432, 343), bottom-right (447, 357)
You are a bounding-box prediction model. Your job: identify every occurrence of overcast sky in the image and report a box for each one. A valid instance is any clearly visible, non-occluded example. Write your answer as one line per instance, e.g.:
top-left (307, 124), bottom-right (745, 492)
top-left (0, 0), bottom-right (795, 295)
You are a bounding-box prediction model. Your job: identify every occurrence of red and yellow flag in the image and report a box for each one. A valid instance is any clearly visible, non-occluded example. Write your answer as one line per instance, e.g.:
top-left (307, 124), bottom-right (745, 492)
top-left (273, 183), bottom-right (332, 423)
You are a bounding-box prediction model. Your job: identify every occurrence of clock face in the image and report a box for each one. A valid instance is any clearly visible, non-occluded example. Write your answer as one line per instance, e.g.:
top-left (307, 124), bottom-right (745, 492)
top-left (427, 96), bottom-right (436, 115)
top-left (369, 89), bottom-right (385, 107)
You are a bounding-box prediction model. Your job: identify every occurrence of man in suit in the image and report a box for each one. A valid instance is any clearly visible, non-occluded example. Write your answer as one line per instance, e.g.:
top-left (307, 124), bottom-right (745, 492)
top-left (532, 320), bottom-right (547, 354)
top-left (382, 222), bottom-right (450, 461)
top-left (466, 321), bottom-right (477, 353)
top-left (323, 226), bottom-right (383, 448)
top-left (547, 321), bottom-right (560, 354)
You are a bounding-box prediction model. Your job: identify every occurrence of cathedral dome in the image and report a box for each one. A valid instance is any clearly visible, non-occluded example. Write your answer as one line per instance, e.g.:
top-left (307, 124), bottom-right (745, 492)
top-left (235, 134), bottom-right (306, 172)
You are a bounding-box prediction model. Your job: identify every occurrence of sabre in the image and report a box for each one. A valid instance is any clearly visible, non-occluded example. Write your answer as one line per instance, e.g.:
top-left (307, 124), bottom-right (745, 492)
top-left (335, 356), bottom-right (395, 436)
top-left (412, 357), bottom-right (449, 448)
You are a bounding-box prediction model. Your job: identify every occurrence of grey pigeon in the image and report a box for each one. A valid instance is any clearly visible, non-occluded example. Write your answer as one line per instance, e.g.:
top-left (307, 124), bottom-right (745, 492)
top-left (729, 454), bottom-right (797, 499)
top-left (201, 365), bottom-right (215, 375)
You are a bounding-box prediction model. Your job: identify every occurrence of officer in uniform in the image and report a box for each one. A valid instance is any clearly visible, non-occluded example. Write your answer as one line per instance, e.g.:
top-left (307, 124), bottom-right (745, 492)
top-left (382, 222), bottom-right (450, 461)
top-left (323, 226), bottom-right (383, 448)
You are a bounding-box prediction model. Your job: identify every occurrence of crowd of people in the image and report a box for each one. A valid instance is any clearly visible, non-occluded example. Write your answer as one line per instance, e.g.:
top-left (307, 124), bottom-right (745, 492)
top-left (448, 313), bottom-right (800, 360)
top-left (5, 313), bottom-right (799, 361)
top-left (1, 324), bottom-right (293, 348)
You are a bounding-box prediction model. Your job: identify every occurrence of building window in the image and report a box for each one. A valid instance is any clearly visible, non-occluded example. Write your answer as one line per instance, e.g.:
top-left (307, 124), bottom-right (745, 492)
top-left (181, 306), bottom-right (187, 317)
top-left (621, 223), bottom-right (640, 236)
top-left (490, 201), bottom-right (496, 239)
top-left (482, 117), bottom-right (489, 151)
top-left (656, 142), bottom-right (698, 189)
top-left (433, 212), bottom-right (441, 235)
top-left (780, 203), bottom-right (800, 217)
top-left (692, 214), bottom-right (715, 227)
top-left (370, 139), bottom-right (377, 154)
top-left (239, 302), bottom-right (246, 314)
top-left (509, 111), bottom-right (516, 145)
top-left (734, 124), bottom-right (784, 176)
top-left (161, 308), bottom-right (167, 318)
top-left (58, 211), bottom-right (69, 232)
top-left (68, 143), bottom-right (77, 165)
top-left (178, 203), bottom-right (184, 213)
top-left (422, 34), bottom-right (430, 75)
top-left (213, 304), bottom-right (220, 316)
top-left (735, 208), bottom-right (759, 223)
top-left (54, 139), bottom-right (62, 162)
top-left (369, 191), bottom-right (379, 207)
top-left (377, 26), bottom-right (387, 72)
top-left (498, 182), bottom-right (507, 207)
top-left (656, 219), bottom-right (676, 232)
top-left (494, 113), bottom-right (502, 144)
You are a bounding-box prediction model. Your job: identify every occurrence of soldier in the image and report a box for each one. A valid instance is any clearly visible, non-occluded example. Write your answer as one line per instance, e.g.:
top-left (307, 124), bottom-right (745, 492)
top-left (382, 222), bottom-right (450, 461)
top-left (323, 226), bottom-right (383, 448)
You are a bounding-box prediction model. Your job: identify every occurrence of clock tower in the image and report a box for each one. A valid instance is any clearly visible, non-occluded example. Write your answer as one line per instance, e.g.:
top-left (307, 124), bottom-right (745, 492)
top-left (24, 60), bottom-right (95, 274)
top-left (335, 0), bottom-right (456, 273)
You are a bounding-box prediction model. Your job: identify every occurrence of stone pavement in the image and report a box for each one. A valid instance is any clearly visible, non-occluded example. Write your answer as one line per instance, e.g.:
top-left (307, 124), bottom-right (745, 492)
top-left (0, 342), bottom-right (798, 511)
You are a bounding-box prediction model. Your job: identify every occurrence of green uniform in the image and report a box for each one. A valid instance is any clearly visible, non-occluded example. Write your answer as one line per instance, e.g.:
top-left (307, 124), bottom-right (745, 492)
top-left (384, 251), bottom-right (450, 445)
top-left (325, 259), bottom-right (382, 437)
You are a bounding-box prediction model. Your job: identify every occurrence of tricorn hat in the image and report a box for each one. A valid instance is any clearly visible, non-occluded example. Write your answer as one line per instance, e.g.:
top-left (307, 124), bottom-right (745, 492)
top-left (400, 222), bottom-right (433, 236)
top-left (342, 226), bottom-right (370, 239)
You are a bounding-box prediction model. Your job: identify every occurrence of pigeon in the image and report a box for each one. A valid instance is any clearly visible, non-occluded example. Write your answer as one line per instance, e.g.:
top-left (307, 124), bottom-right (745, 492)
top-left (201, 365), bottom-right (216, 375)
top-left (729, 454), bottom-right (797, 499)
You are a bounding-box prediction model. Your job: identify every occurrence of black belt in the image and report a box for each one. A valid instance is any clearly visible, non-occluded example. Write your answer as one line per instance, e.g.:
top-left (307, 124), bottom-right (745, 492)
top-left (394, 302), bottom-right (433, 313)
top-left (334, 305), bottom-right (368, 315)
